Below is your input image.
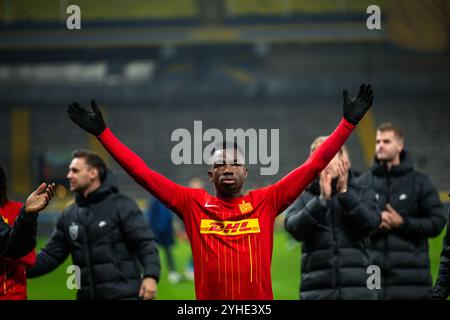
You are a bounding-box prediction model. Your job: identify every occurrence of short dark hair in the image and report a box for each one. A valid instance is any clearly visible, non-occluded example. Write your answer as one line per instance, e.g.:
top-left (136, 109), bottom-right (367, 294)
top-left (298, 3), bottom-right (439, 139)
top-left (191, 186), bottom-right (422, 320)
top-left (377, 122), bottom-right (404, 141)
top-left (0, 165), bottom-right (8, 207)
top-left (211, 141), bottom-right (245, 156)
top-left (210, 140), bottom-right (246, 166)
top-left (71, 149), bottom-right (107, 182)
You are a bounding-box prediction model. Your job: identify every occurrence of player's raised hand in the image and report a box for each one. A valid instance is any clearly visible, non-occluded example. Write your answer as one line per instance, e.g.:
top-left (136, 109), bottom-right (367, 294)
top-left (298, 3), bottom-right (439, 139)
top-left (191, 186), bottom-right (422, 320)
top-left (67, 100), bottom-right (107, 136)
top-left (25, 183), bottom-right (56, 214)
top-left (342, 84), bottom-right (373, 125)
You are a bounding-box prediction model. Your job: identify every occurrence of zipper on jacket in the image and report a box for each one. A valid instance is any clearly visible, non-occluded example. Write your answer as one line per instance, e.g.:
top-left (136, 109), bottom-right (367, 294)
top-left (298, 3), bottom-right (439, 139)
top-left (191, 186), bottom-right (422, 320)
top-left (382, 171), bottom-right (391, 300)
top-left (330, 202), bottom-right (341, 299)
top-left (77, 206), bottom-right (95, 299)
top-left (386, 172), bottom-right (391, 203)
top-left (86, 238), bottom-right (95, 299)
top-left (85, 212), bottom-right (95, 300)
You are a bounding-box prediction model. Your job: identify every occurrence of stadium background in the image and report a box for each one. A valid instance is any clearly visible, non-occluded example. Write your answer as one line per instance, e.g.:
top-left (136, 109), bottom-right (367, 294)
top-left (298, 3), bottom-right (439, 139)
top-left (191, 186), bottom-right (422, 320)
top-left (0, 0), bottom-right (449, 299)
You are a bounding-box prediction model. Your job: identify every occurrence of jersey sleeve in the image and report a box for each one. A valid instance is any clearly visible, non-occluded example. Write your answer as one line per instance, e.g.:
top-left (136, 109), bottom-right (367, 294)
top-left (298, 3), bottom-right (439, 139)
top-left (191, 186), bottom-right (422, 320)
top-left (266, 118), bottom-right (355, 216)
top-left (97, 128), bottom-right (189, 218)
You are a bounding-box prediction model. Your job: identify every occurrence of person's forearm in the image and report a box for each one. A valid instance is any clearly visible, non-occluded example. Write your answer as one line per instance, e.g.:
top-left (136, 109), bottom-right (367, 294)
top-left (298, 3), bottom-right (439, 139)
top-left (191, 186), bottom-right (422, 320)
top-left (26, 249), bottom-right (64, 278)
top-left (0, 208), bottom-right (38, 259)
top-left (277, 118), bottom-right (354, 205)
top-left (97, 128), bottom-right (186, 214)
top-left (285, 196), bottom-right (327, 241)
top-left (338, 189), bottom-right (381, 235)
top-left (402, 215), bottom-right (446, 238)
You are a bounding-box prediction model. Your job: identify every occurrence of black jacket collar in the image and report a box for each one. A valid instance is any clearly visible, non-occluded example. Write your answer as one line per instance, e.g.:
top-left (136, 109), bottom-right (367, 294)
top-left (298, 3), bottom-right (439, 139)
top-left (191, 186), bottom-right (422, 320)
top-left (370, 150), bottom-right (414, 177)
top-left (75, 171), bottom-right (118, 207)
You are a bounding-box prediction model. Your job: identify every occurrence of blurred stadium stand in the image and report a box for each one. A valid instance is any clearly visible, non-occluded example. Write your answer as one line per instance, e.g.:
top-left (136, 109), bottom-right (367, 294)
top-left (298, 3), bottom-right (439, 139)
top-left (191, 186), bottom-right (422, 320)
top-left (1, 0), bottom-right (386, 50)
top-left (1, 45), bottom-right (448, 194)
top-left (1, 0), bottom-right (198, 26)
top-left (2, 0), bottom-right (387, 26)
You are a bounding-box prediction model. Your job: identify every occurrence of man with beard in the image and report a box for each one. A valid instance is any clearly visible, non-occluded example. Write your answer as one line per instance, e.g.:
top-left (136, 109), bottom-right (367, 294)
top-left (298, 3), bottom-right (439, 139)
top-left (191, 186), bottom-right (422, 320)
top-left (27, 150), bottom-right (160, 300)
top-left (357, 122), bottom-right (446, 299)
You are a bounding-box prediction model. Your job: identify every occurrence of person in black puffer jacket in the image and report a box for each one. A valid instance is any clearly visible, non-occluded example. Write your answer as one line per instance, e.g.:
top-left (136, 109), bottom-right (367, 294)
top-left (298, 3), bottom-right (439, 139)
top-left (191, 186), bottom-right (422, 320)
top-left (356, 122), bottom-right (446, 300)
top-left (27, 149), bottom-right (160, 300)
top-left (285, 137), bottom-right (381, 300)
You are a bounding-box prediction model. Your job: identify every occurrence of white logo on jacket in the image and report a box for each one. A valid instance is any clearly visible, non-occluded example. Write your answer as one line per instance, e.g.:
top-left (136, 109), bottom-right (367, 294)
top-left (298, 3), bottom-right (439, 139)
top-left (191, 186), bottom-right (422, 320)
top-left (69, 222), bottom-right (78, 241)
top-left (399, 194), bottom-right (407, 200)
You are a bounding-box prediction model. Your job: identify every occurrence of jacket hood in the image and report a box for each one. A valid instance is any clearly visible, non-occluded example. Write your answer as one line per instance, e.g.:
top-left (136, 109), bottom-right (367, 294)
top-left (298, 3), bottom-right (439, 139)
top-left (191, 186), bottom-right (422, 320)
top-left (75, 170), bottom-right (119, 206)
top-left (370, 150), bottom-right (414, 177)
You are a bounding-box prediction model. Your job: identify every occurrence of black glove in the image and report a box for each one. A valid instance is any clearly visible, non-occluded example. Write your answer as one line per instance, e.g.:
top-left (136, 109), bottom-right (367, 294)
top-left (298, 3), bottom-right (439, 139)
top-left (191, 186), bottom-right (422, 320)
top-left (342, 84), bottom-right (373, 125)
top-left (67, 100), bottom-right (107, 136)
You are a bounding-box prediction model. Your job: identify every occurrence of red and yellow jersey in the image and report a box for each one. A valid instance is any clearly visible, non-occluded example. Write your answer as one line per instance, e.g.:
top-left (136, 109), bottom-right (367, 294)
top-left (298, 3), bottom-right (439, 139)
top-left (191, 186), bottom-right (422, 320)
top-left (97, 118), bottom-right (355, 299)
top-left (182, 186), bottom-right (283, 299)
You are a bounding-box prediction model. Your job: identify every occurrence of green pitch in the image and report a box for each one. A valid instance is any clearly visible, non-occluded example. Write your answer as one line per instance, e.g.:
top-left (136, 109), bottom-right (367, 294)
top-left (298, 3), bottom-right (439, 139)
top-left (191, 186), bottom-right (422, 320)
top-left (27, 230), bottom-right (446, 300)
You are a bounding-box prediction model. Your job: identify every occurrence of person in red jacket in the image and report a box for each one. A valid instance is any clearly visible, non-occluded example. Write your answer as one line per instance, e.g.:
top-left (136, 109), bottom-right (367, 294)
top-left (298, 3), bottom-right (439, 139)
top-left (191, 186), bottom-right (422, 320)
top-left (0, 165), bottom-right (36, 300)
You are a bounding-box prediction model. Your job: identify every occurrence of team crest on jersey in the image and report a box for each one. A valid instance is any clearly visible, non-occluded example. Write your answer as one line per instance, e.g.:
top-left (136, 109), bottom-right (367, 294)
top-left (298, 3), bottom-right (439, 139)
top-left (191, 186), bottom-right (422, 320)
top-left (69, 222), bottom-right (79, 241)
top-left (238, 200), bottom-right (253, 214)
top-left (200, 218), bottom-right (260, 235)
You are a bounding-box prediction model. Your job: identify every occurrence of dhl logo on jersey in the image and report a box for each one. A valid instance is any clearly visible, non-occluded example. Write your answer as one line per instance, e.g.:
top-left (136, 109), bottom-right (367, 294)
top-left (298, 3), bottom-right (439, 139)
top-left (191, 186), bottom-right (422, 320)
top-left (200, 218), bottom-right (260, 235)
